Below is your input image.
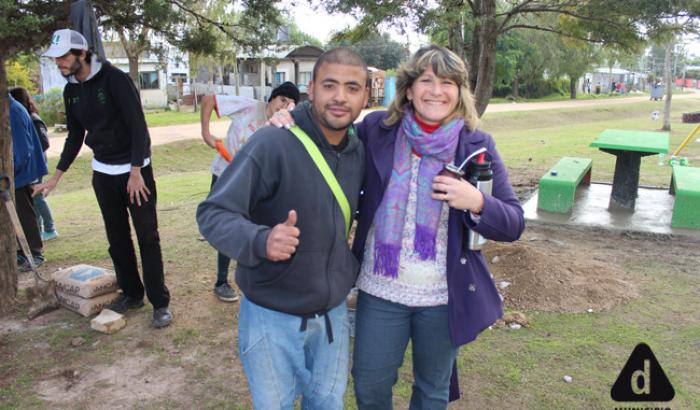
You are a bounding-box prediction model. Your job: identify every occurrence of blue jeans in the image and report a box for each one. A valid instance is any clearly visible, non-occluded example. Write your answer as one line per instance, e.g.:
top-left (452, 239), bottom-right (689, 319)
top-left (352, 291), bottom-right (459, 410)
top-left (238, 296), bottom-right (349, 410)
top-left (33, 191), bottom-right (55, 233)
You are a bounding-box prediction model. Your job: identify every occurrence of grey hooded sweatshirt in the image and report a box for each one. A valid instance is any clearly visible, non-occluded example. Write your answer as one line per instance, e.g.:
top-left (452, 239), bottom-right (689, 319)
top-left (196, 102), bottom-right (365, 316)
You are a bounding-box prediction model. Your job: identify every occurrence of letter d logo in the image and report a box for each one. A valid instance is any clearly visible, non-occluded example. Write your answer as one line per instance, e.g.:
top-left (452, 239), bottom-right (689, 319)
top-left (611, 343), bottom-right (674, 402)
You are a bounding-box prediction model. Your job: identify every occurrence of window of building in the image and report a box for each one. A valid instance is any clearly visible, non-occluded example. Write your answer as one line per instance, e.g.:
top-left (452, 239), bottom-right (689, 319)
top-left (275, 72), bottom-right (286, 84)
top-left (139, 71), bottom-right (160, 89)
top-left (171, 73), bottom-right (187, 84)
top-left (299, 71), bottom-right (312, 85)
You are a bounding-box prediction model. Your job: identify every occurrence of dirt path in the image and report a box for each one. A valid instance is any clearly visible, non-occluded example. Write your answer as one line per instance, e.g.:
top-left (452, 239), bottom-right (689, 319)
top-left (483, 89), bottom-right (699, 114)
top-left (46, 90), bottom-right (700, 159)
top-left (45, 121), bottom-right (230, 159)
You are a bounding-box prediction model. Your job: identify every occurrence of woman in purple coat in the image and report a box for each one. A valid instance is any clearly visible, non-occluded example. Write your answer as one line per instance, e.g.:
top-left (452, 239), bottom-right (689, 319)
top-left (350, 45), bottom-right (524, 409)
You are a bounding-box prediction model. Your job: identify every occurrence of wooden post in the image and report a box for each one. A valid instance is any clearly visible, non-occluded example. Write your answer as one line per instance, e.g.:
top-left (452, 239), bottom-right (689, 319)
top-left (260, 59), bottom-right (266, 101)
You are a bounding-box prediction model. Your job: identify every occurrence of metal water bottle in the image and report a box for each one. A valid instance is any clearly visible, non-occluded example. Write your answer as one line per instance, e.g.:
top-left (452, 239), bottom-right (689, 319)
top-left (467, 152), bottom-right (492, 251)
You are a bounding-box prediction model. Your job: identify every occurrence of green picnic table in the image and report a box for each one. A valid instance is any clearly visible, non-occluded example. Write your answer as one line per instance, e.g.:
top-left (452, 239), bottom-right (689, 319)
top-left (590, 129), bottom-right (669, 209)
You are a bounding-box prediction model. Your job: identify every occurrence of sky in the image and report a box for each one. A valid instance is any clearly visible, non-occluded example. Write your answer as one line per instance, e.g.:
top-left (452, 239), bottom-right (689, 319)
top-left (283, 2), bottom-right (700, 59)
top-left (282, 0), bottom-right (427, 50)
top-left (681, 35), bottom-right (700, 58)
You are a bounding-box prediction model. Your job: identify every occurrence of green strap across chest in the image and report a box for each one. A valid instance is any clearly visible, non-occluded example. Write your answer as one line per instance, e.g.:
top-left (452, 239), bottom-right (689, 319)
top-left (289, 125), bottom-right (351, 239)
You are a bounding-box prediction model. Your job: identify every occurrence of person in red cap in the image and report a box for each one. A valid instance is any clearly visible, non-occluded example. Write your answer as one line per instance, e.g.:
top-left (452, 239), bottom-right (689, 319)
top-left (35, 29), bottom-right (172, 328)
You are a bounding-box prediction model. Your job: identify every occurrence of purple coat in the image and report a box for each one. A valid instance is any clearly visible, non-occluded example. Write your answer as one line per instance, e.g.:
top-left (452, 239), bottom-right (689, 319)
top-left (352, 110), bottom-right (525, 346)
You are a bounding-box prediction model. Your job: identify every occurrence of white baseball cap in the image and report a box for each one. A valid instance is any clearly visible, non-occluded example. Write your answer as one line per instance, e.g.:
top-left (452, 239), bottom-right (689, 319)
top-left (42, 29), bottom-right (88, 58)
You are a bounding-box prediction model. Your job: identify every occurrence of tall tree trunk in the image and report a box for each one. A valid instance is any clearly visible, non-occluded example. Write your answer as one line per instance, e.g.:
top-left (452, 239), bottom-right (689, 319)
top-left (447, 12), bottom-right (465, 61)
top-left (234, 55), bottom-right (240, 96)
top-left (118, 29), bottom-right (143, 89)
top-left (127, 53), bottom-right (139, 88)
top-left (472, 0), bottom-right (498, 116)
top-left (0, 56), bottom-right (18, 313)
top-left (570, 77), bottom-right (577, 99)
top-left (662, 40), bottom-right (673, 131)
top-left (512, 76), bottom-right (519, 99)
top-left (468, 25), bottom-right (480, 94)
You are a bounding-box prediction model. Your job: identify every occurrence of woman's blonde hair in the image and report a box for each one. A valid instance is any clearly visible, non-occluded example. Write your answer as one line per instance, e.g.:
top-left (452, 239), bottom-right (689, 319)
top-left (384, 45), bottom-right (480, 131)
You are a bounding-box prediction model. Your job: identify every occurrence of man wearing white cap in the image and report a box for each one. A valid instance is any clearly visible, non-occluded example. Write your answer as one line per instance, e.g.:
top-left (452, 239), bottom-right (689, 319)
top-left (35, 29), bottom-right (172, 328)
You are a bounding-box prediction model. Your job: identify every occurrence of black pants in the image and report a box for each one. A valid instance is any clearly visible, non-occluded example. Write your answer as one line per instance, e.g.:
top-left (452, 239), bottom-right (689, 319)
top-left (92, 166), bottom-right (170, 308)
top-left (14, 184), bottom-right (43, 257)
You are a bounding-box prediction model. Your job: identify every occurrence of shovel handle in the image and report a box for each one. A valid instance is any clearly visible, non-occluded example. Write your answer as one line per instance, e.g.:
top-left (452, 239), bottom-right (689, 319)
top-left (215, 140), bottom-right (233, 163)
top-left (0, 173), bottom-right (41, 278)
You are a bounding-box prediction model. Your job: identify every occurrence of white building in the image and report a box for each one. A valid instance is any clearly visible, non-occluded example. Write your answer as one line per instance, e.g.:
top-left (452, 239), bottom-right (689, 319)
top-left (103, 40), bottom-right (190, 109)
top-left (39, 39), bottom-right (189, 109)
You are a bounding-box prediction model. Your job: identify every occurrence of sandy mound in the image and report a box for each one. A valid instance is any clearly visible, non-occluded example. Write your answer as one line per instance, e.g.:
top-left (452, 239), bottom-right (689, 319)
top-left (483, 240), bottom-right (638, 313)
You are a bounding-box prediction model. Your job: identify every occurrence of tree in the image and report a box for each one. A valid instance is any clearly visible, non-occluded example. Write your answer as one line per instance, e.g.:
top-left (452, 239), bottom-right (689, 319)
top-left (320, 0), bottom-right (696, 115)
top-left (5, 54), bottom-right (40, 94)
top-left (662, 37), bottom-right (674, 131)
top-left (329, 32), bottom-right (407, 70)
top-left (289, 21), bottom-right (323, 47)
top-left (0, 0), bottom-right (69, 313)
top-left (557, 39), bottom-right (599, 99)
top-left (641, 1), bottom-right (700, 131)
top-left (96, 1), bottom-right (182, 87)
top-left (93, 0), bottom-right (283, 88)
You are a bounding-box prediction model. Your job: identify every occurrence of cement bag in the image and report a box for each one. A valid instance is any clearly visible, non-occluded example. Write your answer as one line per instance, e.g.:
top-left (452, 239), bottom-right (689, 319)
top-left (51, 264), bottom-right (119, 298)
top-left (56, 290), bottom-right (121, 317)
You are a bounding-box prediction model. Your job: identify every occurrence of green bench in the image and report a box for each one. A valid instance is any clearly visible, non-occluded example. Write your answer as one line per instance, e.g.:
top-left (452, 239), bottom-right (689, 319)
top-left (538, 157), bottom-right (592, 213)
top-left (670, 166), bottom-right (700, 229)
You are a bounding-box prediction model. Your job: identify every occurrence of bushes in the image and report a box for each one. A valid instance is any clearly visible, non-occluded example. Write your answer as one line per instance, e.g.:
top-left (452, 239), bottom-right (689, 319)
top-left (38, 87), bottom-right (65, 127)
top-left (492, 77), bottom-right (569, 99)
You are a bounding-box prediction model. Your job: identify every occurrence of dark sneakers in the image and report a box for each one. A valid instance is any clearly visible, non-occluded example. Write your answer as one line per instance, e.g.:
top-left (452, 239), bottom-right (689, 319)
top-left (17, 254), bottom-right (45, 272)
top-left (214, 282), bottom-right (239, 302)
top-left (105, 294), bottom-right (145, 313)
top-left (152, 307), bottom-right (173, 328)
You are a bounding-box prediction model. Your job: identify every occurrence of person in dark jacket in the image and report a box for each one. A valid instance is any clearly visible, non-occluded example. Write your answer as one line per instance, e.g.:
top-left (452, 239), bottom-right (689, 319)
top-left (349, 46), bottom-right (524, 409)
top-left (35, 29), bottom-right (172, 328)
top-left (197, 48), bottom-right (368, 409)
top-left (9, 93), bottom-right (48, 270)
top-left (9, 87), bottom-right (58, 242)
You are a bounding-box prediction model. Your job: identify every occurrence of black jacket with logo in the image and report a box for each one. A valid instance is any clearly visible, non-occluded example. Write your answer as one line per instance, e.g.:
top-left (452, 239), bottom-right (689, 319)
top-left (57, 60), bottom-right (151, 172)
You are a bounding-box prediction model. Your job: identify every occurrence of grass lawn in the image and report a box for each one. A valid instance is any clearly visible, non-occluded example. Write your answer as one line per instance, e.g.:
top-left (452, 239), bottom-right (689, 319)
top-left (144, 109), bottom-right (222, 127)
top-left (489, 91), bottom-right (643, 104)
top-left (143, 91), bottom-right (683, 127)
top-left (2, 96), bottom-right (700, 408)
top-left (483, 98), bottom-right (700, 187)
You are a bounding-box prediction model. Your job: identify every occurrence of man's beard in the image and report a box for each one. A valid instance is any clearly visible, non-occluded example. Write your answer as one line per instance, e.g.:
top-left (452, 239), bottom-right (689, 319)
top-left (313, 104), bottom-right (353, 132)
top-left (63, 58), bottom-right (83, 78)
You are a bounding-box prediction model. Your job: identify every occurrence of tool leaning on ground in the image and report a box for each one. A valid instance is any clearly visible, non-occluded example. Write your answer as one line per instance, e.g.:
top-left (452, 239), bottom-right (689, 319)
top-left (0, 174), bottom-right (59, 319)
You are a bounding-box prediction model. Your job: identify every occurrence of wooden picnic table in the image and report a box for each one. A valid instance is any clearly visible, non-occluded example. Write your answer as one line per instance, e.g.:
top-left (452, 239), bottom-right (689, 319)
top-left (590, 129), bottom-right (669, 210)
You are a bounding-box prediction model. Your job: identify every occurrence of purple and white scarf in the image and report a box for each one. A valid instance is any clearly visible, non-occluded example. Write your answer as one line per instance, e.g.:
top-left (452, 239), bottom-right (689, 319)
top-left (373, 108), bottom-right (463, 278)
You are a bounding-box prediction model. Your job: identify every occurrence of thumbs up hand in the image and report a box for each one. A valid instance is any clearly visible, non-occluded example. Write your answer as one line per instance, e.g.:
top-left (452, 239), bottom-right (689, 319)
top-left (266, 210), bottom-right (301, 261)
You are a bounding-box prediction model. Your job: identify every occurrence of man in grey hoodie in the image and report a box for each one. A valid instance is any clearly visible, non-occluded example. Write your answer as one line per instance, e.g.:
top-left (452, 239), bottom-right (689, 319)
top-left (197, 48), bottom-right (368, 409)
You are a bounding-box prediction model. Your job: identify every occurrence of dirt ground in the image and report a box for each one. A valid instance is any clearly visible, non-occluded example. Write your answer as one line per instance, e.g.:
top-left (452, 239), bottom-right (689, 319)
top-left (1, 169), bottom-right (699, 409)
top-left (485, 166), bottom-right (640, 314)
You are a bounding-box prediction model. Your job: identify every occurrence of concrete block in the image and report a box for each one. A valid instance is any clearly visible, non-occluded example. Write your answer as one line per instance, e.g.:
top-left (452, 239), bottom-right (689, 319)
top-left (90, 309), bottom-right (126, 334)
